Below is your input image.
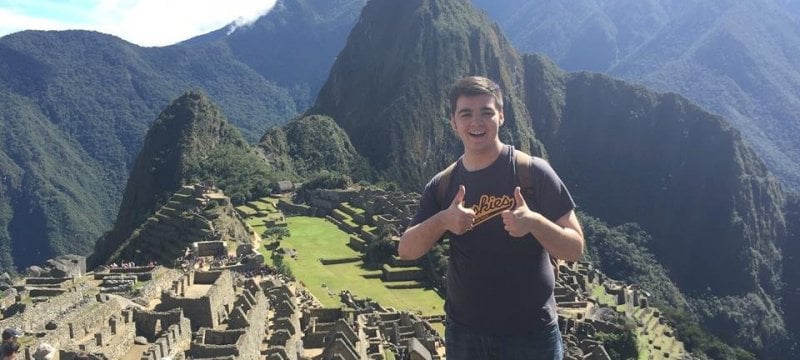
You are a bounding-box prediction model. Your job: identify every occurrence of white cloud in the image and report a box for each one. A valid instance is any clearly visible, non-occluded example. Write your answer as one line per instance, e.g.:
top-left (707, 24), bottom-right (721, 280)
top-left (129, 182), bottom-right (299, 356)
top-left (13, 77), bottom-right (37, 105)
top-left (0, 0), bottom-right (277, 47)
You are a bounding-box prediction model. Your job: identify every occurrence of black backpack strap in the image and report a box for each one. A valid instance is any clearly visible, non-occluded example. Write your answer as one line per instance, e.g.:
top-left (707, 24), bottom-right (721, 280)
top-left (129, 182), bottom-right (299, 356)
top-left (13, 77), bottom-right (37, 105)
top-left (435, 161), bottom-right (459, 210)
top-left (513, 149), bottom-right (535, 200)
top-left (513, 149), bottom-right (561, 278)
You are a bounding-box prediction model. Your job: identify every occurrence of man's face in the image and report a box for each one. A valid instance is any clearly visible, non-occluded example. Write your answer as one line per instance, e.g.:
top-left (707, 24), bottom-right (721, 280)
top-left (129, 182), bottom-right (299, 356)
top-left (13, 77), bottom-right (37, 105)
top-left (450, 94), bottom-right (504, 155)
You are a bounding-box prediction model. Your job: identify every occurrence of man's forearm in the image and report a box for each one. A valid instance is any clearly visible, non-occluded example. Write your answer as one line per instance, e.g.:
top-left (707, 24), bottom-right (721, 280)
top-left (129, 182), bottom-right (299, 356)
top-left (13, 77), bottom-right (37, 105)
top-left (527, 212), bottom-right (584, 262)
top-left (399, 212), bottom-right (448, 260)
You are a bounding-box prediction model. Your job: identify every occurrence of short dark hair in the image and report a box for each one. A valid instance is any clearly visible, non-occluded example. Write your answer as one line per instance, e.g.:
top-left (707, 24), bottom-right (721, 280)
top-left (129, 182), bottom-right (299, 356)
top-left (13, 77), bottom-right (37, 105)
top-left (448, 76), bottom-right (504, 115)
top-left (1, 328), bottom-right (21, 342)
top-left (1, 341), bottom-right (19, 356)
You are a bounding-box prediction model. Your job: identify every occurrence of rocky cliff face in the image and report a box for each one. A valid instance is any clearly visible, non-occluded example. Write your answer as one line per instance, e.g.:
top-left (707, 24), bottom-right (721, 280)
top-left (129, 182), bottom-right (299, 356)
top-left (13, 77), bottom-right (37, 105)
top-left (311, 0), bottom-right (544, 189)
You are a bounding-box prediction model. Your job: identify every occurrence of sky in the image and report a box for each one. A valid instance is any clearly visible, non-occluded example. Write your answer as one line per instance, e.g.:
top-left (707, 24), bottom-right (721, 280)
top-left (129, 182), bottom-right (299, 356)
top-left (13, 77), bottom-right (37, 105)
top-left (0, 0), bottom-right (278, 47)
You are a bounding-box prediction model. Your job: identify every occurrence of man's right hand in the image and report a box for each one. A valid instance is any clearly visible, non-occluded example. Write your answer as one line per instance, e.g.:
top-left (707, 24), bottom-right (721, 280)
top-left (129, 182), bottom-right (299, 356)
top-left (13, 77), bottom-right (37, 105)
top-left (441, 185), bottom-right (476, 235)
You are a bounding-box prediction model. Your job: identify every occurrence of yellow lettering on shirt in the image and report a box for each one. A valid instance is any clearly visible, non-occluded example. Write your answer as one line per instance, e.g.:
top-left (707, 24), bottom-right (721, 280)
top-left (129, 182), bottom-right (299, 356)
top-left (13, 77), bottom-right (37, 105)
top-left (470, 194), bottom-right (515, 227)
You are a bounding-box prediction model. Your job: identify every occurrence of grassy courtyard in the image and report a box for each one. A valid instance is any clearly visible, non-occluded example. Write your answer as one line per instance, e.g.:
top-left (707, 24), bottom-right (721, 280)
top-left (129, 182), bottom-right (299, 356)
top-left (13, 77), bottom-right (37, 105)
top-left (264, 216), bottom-right (444, 316)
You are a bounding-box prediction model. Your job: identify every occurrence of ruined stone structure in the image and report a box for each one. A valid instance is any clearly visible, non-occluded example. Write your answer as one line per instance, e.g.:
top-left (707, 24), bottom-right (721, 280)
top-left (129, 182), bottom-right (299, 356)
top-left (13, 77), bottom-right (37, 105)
top-left (112, 184), bottom-right (250, 265)
top-left (0, 185), bottom-right (691, 360)
top-left (157, 270), bottom-right (236, 330)
top-left (134, 308), bottom-right (192, 360)
top-left (189, 279), bottom-right (268, 360)
top-left (264, 280), bottom-right (304, 360)
top-left (555, 262), bottom-right (686, 359)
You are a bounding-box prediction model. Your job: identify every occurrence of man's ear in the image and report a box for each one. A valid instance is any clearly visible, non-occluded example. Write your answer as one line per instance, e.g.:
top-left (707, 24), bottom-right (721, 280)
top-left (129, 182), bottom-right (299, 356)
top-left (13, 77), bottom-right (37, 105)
top-left (450, 115), bottom-right (457, 132)
top-left (499, 111), bottom-right (505, 126)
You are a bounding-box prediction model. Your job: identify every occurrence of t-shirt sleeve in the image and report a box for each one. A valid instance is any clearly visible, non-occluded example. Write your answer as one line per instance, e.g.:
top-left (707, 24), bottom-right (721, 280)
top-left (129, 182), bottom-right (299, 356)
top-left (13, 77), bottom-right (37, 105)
top-left (531, 157), bottom-right (576, 222)
top-left (408, 176), bottom-right (442, 227)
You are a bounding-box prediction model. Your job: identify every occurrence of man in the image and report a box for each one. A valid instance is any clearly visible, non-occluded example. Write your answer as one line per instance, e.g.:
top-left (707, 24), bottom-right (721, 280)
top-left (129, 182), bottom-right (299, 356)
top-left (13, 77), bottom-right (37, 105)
top-left (0, 341), bottom-right (19, 360)
top-left (399, 76), bottom-right (584, 359)
top-left (0, 329), bottom-right (21, 344)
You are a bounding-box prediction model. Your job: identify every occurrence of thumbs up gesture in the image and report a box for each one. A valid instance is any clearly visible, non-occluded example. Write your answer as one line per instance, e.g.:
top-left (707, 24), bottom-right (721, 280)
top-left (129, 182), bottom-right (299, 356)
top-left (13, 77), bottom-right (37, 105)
top-left (443, 185), bottom-right (476, 235)
top-left (502, 187), bottom-right (534, 237)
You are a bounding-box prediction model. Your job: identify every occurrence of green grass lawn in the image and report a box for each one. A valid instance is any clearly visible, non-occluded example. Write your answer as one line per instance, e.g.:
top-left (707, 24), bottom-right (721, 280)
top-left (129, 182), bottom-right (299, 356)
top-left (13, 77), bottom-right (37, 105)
top-left (341, 202), bottom-right (365, 215)
top-left (248, 200), bottom-right (276, 212)
top-left (235, 206), bottom-right (258, 216)
top-left (269, 216), bottom-right (444, 315)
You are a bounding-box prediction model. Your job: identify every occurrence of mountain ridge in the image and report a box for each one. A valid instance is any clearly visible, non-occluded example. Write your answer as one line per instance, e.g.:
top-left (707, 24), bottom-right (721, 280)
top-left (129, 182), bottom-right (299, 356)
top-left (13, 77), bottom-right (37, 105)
top-left (0, 0), bottom-right (366, 271)
top-left (472, 0), bottom-right (800, 191)
top-left (91, 91), bottom-right (273, 265)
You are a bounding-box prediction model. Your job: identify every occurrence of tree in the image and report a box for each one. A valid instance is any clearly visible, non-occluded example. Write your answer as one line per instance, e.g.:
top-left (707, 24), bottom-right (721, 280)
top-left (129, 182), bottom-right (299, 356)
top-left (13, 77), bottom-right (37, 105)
top-left (364, 223), bottom-right (397, 267)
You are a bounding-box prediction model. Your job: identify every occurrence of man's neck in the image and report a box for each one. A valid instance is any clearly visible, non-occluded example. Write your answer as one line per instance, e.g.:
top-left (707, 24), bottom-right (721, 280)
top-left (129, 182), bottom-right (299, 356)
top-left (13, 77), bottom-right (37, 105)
top-left (462, 142), bottom-right (505, 171)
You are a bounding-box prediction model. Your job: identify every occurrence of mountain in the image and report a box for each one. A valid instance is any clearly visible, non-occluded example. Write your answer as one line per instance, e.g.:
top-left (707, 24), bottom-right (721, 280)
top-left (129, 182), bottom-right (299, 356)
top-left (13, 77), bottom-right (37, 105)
top-left (782, 192), bottom-right (800, 342)
top-left (258, 114), bottom-right (370, 179)
top-left (91, 91), bottom-right (273, 265)
top-left (311, 0), bottom-right (792, 356)
top-left (0, 89), bottom-right (114, 269)
top-left (185, 0), bottom-right (367, 109)
top-left (0, 29), bottom-right (297, 270)
top-left (0, 0), bottom-right (368, 271)
top-left (311, 0), bottom-right (545, 188)
top-left (524, 56), bottom-right (789, 354)
top-left (472, 0), bottom-right (800, 191)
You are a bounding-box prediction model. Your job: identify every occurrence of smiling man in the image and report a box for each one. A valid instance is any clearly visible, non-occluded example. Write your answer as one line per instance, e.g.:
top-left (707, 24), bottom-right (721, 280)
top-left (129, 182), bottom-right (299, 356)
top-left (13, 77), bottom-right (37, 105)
top-left (399, 76), bottom-right (584, 359)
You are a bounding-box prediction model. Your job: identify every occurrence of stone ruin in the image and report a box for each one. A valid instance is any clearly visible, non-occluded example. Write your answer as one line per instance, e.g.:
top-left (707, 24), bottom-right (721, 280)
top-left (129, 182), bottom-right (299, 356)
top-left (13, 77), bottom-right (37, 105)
top-left (111, 184), bottom-right (251, 266)
top-left (297, 291), bottom-right (441, 360)
top-left (555, 262), bottom-right (687, 359)
top-left (0, 182), bottom-right (692, 359)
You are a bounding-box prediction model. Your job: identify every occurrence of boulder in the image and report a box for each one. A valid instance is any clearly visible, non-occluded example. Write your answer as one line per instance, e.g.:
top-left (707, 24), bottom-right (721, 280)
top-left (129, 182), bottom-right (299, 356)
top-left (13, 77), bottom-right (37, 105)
top-left (26, 266), bottom-right (45, 277)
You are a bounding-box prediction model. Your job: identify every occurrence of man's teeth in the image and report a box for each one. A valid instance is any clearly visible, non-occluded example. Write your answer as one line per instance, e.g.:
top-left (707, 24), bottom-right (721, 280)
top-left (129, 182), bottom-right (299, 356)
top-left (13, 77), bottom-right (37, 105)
top-left (469, 131), bottom-right (486, 135)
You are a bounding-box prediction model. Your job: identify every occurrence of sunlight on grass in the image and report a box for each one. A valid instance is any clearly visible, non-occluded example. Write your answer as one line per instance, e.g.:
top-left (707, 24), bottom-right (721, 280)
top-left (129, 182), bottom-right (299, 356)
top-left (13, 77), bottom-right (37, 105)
top-left (270, 216), bottom-right (444, 315)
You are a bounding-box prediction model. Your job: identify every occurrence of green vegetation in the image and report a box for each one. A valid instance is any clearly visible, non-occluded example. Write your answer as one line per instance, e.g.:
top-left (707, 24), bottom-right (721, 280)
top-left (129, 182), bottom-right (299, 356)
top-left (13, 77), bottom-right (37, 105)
top-left (92, 91), bottom-right (282, 266)
top-left (581, 213), bottom-right (756, 359)
top-left (259, 115), bottom-right (370, 181)
top-left (266, 216), bottom-right (443, 314)
top-left (311, 0), bottom-right (545, 190)
top-left (474, 0), bottom-right (800, 190)
top-left (363, 224), bottom-right (396, 268)
top-left (300, 171), bottom-right (353, 192)
top-left (596, 329), bottom-right (638, 360)
top-left (185, 143), bottom-right (272, 205)
top-left (0, 0), bottom-right (367, 270)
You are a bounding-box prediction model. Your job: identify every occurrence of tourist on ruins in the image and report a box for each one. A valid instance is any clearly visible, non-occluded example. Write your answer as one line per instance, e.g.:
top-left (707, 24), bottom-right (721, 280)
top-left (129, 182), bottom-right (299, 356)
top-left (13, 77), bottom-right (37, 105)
top-left (0, 328), bottom-right (21, 344)
top-left (399, 76), bottom-right (584, 359)
top-left (32, 343), bottom-right (55, 360)
top-left (0, 341), bottom-right (19, 360)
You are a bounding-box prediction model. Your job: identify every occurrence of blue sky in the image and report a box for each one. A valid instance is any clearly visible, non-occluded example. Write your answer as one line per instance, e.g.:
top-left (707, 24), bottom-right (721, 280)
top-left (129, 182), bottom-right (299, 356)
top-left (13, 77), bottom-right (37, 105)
top-left (0, 0), bottom-right (277, 46)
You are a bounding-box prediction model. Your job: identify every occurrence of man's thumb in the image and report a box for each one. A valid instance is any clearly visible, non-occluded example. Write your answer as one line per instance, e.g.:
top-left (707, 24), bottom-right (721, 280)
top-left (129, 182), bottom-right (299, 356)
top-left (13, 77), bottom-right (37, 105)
top-left (514, 187), bottom-right (527, 209)
top-left (451, 185), bottom-right (466, 207)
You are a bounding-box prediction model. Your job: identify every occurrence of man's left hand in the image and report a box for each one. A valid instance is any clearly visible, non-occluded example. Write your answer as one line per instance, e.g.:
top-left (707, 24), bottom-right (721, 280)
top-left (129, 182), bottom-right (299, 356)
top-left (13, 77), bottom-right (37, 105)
top-left (501, 187), bottom-right (536, 238)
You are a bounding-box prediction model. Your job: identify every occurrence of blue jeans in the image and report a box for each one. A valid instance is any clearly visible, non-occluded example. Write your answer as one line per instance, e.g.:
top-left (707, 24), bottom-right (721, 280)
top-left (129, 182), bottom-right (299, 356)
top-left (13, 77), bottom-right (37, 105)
top-left (445, 320), bottom-right (564, 360)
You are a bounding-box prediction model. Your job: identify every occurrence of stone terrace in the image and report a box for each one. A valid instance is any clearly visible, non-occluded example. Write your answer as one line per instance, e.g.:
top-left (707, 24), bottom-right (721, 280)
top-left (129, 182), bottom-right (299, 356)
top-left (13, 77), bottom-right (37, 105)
top-left (555, 262), bottom-right (686, 360)
top-left (113, 184), bottom-right (250, 266)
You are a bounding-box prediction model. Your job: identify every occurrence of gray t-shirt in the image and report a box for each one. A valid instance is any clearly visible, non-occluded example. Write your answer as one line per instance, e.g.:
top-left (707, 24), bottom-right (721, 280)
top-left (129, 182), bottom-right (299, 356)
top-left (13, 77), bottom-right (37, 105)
top-left (410, 145), bottom-right (575, 335)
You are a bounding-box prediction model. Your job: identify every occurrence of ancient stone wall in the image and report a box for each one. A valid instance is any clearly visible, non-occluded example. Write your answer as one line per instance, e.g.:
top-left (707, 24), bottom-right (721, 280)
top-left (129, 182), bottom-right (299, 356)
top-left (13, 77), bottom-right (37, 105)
top-left (159, 271), bottom-right (236, 330)
top-left (194, 241), bottom-right (226, 257)
top-left (135, 267), bottom-right (183, 304)
top-left (20, 297), bottom-right (134, 360)
top-left (139, 314), bottom-right (191, 360)
top-left (0, 287), bottom-right (87, 334)
top-left (134, 308), bottom-right (184, 340)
